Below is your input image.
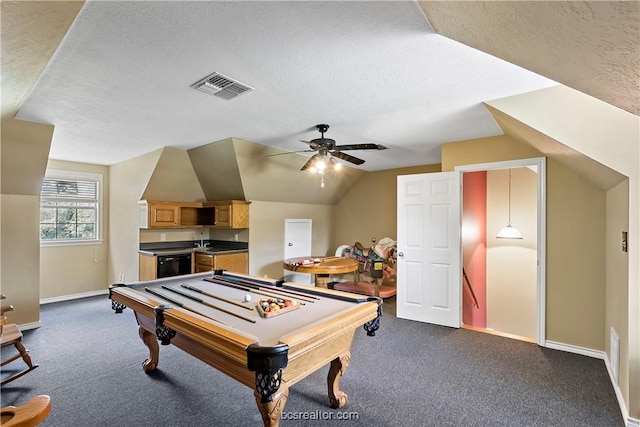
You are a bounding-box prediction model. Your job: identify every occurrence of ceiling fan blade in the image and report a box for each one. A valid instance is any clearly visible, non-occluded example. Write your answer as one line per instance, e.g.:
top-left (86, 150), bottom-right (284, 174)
top-left (264, 149), bottom-right (314, 157)
top-left (334, 143), bottom-right (387, 151)
top-left (331, 151), bottom-right (365, 165)
top-left (300, 157), bottom-right (316, 171)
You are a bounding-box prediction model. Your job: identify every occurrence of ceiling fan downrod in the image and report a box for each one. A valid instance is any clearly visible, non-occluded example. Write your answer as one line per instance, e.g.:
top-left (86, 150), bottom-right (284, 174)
top-left (315, 124), bottom-right (330, 138)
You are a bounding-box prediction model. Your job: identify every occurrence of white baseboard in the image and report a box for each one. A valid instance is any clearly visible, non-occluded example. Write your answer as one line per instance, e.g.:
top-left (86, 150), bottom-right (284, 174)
top-left (544, 340), bottom-right (604, 359)
top-left (14, 291), bottom-right (107, 331)
top-left (627, 418), bottom-right (640, 427)
top-left (40, 289), bottom-right (108, 305)
top-left (18, 321), bottom-right (42, 331)
top-left (545, 340), bottom-right (639, 427)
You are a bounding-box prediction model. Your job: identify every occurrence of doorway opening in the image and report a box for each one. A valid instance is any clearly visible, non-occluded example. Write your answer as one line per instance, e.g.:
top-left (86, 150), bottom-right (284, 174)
top-left (456, 158), bottom-right (546, 345)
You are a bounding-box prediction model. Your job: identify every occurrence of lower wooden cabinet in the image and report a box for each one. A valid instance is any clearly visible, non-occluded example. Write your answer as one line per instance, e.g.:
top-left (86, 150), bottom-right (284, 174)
top-left (195, 252), bottom-right (248, 275)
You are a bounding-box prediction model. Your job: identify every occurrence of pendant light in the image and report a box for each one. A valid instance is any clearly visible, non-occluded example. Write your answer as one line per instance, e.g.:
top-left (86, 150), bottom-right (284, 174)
top-left (496, 169), bottom-right (523, 239)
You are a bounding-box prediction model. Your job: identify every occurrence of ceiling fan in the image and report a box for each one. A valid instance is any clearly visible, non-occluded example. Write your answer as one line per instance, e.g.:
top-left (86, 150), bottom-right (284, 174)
top-left (297, 124), bottom-right (387, 171)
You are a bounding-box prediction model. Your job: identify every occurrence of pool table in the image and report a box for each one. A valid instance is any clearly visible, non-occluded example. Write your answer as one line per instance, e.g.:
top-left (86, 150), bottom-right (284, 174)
top-left (109, 271), bottom-right (381, 427)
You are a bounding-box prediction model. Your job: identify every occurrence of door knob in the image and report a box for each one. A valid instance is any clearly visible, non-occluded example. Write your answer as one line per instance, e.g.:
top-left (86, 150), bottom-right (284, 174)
top-left (398, 252), bottom-right (404, 258)
top-left (288, 243), bottom-right (293, 246)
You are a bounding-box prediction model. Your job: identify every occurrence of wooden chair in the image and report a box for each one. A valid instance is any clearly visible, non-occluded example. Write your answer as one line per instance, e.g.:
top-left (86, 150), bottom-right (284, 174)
top-left (1, 295), bottom-right (39, 386)
top-left (1, 395), bottom-right (51, 427)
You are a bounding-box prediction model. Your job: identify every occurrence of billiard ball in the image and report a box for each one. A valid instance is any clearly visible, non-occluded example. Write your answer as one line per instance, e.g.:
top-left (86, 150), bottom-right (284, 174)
top-left (244, 294), bottom-right (252, 302)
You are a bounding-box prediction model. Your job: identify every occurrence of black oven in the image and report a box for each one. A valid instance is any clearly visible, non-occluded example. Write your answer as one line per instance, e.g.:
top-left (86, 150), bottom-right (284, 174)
top-left (157, 254), bottom-right (192, 278)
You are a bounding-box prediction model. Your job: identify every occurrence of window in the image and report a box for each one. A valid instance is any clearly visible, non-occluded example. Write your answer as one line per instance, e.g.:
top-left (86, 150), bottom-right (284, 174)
top-left (40, 170), bottom-right (102, 244)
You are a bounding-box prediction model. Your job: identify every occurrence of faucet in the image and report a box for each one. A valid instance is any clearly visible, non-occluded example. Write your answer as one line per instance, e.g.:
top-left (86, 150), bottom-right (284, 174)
top-left (197, 232), bottom-right (210, 250)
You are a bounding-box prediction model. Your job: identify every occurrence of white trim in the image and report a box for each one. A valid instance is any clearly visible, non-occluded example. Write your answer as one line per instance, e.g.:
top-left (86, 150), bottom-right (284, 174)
top-left (544, 340), bottom-right (638, 427)
top-left (41, 169), bottom-right (104, 243)
top-left (604, 352), bottom-right (634, 427)
top-left (544, 340), bottom-right (604, 359)
top-left (455, 157), bottom-right (547, 345)
top-left (15, 321), bottom-right (42, 331)
top-left (40, 239), bottom-right (104, 248)
top-left (40, 289), bottom-right (108, 305)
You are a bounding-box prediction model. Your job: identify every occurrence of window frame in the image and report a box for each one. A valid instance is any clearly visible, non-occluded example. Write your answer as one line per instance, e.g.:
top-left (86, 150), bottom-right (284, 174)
top-left (39, 169), bottom-right (104, 247)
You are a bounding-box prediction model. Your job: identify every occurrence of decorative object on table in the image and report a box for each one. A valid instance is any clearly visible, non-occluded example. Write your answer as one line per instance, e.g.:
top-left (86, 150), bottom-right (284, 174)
top-left (332, 238), bottom-right (398, 298)
top-left (256, 297), bottom-right (300, 318)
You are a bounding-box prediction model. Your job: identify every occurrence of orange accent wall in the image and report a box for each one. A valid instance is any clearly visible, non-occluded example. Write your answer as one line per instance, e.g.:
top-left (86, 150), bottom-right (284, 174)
top-left (462, 171), bottom-right (487, 327)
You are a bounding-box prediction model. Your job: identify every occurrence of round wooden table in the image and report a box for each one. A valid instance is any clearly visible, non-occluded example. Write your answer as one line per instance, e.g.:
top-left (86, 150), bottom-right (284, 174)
top-left (283, 256), bottom-right (358, 288)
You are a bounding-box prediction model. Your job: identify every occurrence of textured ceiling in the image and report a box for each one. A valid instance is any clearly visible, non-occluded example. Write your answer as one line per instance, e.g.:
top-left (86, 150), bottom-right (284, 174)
top-left (419, 1), bottom-right (639, 116)
top-left (8, 1), bottom-right (555, 170)
top-left (0, 0), bottom-right (84, 118)
top-left (3, 1), bottom-right (637, 172)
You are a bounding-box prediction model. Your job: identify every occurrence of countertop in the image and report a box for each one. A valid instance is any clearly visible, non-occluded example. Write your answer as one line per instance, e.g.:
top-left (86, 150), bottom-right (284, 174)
top-left (138, 247), bottom-right (248, 256)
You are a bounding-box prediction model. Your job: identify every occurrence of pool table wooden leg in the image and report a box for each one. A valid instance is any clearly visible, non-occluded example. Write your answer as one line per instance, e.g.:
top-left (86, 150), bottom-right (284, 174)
top-left (327, 353), bottom-right (350, 408)
top-left (254, 386), bottom-right (289, 427)
top-left (138, 327), bottom-right (159, 372)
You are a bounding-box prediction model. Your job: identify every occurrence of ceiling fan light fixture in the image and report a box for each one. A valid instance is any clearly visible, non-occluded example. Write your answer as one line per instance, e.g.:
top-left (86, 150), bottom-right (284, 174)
top-left (314, 157), bottom-right (327, 172)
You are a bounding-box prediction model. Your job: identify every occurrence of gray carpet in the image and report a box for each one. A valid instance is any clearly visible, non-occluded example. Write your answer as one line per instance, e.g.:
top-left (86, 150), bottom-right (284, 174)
top-left (1, 295), bottom-right (624, 426)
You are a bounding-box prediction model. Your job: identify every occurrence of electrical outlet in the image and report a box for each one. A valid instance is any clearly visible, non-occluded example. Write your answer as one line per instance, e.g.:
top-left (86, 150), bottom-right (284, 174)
top-left (234, 233), bottom-right (239, 241)
top-left (160, 233), bottom-right (166, 241)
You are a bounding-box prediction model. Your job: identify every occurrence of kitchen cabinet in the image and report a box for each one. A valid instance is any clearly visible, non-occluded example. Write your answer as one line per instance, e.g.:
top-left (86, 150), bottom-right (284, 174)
top-left (203, 200), bottom-right (251, 229)
top-left (139, 253), bottom-right (159, 281)
top-left (140, 202), bottom-right (180, 228)
top-left (195, 252), bottom-right (248, 274)
top-left (139, 201), bottom-right (212, 229)
top-left (139, 252), bottom-right (195, 281)
top-left (139, 200), bottom-right (249, 229)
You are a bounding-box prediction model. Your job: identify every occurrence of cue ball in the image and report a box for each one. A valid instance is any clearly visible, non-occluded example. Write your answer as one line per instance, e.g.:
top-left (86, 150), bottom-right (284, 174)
top-left (244, 294), bottom-right (252, 302)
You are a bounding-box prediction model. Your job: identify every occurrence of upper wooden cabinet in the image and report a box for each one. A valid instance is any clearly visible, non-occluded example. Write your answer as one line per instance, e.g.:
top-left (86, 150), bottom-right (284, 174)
top-left (203, 200), bottom-right (251, 229)
top-left (139, 200), bottom-right (250, 229)
top-left (139, 200), bottom-right (207, 229)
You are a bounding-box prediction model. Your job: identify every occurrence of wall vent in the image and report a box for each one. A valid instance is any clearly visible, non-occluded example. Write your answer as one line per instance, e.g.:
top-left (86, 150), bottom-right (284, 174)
top-left (191, 72), bottom-right (253, 100)
top-left (610, 327), bottom-right (620, 385)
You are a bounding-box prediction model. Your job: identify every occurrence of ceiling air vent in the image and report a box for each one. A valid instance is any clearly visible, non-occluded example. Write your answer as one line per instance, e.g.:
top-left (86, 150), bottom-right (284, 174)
top-left (191, 72), bottom-right (253, 100)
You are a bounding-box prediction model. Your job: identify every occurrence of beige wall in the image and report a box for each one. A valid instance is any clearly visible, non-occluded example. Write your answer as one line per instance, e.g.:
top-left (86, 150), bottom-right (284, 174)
top-left (40, 160), bottom-right (110, 299)
top-left (1, 194), bottom-right (42, 326)
top-left (1, 118), bottom-right (53, 325)
top-left (333, 164), bottom-right (441, 249)
top-left (248, 201), bottom-right (334, 280)
top-left (606, 179), bottom-right (630, 408)
top-left (109, 149), bottom-right (161, 284)
top-left (442, 135), bottom-right (607, 350)
top-left (545, 157), bottom-right (606, 348)
top-left (487, 86), bottom-right (639, 420)
top-left (486, 167), bottom-right (537, 339)
top-left (143, 147), bottom-right (207, 202)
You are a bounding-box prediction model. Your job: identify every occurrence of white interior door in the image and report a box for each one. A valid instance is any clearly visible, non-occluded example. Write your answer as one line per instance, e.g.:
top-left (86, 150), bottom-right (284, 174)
top-left (283, 219), bottom-right (312, 284)
top-left (397, 172), bottom-right (461, 328)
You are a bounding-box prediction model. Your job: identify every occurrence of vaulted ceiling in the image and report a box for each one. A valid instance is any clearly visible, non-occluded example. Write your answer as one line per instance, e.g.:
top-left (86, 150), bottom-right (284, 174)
top-left (2, 1), bottom-right (638, 173)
